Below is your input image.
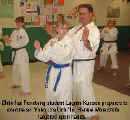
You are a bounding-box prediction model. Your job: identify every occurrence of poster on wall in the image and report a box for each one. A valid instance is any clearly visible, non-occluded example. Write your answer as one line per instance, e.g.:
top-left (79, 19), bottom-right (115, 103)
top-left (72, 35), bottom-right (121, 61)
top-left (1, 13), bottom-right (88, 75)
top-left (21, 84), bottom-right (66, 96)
top-left (19, 0), bottom-right (65, 26)
top-left (0, 0), bottom-right (14, 18)
top-left (66, 6), bottom-right (78, 20)
top-left (19, 0), bottom-right (42, 26)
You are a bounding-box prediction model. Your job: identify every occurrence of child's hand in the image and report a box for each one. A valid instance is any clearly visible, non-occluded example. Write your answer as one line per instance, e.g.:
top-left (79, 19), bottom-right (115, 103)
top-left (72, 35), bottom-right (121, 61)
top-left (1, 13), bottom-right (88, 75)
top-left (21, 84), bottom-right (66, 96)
top-left (2, 35), bottom-right (12, 44)
top-left (43, 24), bottom-right (53, 35)
top-left (99, 29), bottom-right (103, 32)
top-left (6, 39), bottom-right (12, 44)
top-left (2, 35), bottom-right (10, 41)
top-left (103, 29), bottom-right (109, 33)
top-left (0, 45), bottom-right (2, 49)
top-left (34, 40), bottom-right (40, 49)
top-left (49, 40), bottom-right (56, 46)
top-left (45, 82), bottom-right (48, 88)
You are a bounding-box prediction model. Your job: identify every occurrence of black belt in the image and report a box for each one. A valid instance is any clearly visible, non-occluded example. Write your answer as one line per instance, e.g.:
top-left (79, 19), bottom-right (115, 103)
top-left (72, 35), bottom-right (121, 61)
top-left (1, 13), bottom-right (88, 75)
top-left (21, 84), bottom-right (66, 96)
top-left (73, 58), bottom-right (95, 62)
top-left (72, 58), bottom-right (95, 74)
top-left (12, 46), bottom-right (26, 64)
top-left (103, 41), bottom-right (117, 43)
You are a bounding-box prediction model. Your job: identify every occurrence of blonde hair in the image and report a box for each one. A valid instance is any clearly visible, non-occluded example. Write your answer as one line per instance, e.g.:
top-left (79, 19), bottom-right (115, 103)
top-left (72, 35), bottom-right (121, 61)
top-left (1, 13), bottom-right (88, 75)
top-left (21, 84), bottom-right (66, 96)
top-left (107, 19), bottom-right (116, 26)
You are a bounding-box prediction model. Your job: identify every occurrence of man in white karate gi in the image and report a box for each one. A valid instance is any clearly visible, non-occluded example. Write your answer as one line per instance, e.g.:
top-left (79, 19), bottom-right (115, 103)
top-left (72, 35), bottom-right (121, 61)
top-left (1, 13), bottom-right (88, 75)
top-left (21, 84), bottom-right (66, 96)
top-left (97, 20), bottom-right (119, 77)
top-left (68, 4), bottom-right (100, 120)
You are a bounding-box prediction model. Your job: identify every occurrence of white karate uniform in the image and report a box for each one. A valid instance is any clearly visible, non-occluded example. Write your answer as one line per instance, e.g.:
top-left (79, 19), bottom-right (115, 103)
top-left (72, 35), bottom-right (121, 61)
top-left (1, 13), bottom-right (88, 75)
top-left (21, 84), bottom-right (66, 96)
top-left (0, 42), bottom-right (4, 72)
top-left (10, 28), bottom-right (30, 93)
top-left (0, 26), bottom-right (2, 38)
top-left (0, 26), bottom-right (4, 72)
top-left (129, 66), bottom-right (130, 81)
top-left (100, 27), bottom-right (119, 69)
top-left (68, 22), bottom-right (100, 118)
top-left (35, 35), bottom-right (74, 119)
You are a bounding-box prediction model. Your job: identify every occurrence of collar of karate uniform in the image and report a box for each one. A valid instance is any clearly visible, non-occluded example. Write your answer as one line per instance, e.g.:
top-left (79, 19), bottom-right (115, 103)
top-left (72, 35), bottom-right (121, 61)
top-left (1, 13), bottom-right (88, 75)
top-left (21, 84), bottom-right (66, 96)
top-left (76, 21), bottom-right (95, 32)
top-left (85, 21), bottom-right (95, 30)
top-left (16, 27), bottom-right (24, 31)
top-left (74, 24), bottom-right (82, 34)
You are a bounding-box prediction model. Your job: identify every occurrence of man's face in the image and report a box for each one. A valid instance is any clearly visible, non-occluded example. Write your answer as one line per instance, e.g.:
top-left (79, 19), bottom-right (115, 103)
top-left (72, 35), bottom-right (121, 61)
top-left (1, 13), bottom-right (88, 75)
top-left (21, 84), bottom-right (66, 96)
top-left (78, 8), bottom-right (92, 25)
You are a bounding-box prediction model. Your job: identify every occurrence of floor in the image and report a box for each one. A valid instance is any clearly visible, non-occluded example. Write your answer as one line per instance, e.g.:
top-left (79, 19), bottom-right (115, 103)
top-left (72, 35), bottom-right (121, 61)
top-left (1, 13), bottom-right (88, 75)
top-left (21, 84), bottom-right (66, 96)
top-left (94, 51), bottom-right (130, 96)
top-left (0, 51), bottom-right (130, 120)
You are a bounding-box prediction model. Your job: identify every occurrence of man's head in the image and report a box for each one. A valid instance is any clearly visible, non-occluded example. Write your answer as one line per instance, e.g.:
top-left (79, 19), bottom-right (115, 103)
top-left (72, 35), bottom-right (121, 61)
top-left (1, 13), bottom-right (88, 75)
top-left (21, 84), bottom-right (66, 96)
top-left (15, 16), bottom-right (25, 28)
top-left (78, 4), bottom-right (93, 25)
top-left (107, 20), bottom-right (116, 28)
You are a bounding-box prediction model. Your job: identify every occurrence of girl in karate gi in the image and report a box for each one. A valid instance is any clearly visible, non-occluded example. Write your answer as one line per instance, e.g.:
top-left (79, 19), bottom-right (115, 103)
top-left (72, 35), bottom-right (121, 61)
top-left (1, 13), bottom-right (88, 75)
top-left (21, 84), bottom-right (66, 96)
top-left (0, 25), bottom-right (4, 78)
top-left (34, 22), bottom-right (74, 119)
top-left (4, 17), bottom-right (30, 96)
top-left (125, 66), bottom-right (130, 87)
top-left (43, 14), bottom-right (65, 38)
top-left (97, 20), bottom-right (119, 77)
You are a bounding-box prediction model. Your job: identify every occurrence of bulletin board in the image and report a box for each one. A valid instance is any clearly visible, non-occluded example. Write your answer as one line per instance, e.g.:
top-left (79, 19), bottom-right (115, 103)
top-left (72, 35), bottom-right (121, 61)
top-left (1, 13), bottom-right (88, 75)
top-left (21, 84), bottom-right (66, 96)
top-left (19, 0), bottom-right (65, 26)
top-left (107, 0), bottom-right (120, 25)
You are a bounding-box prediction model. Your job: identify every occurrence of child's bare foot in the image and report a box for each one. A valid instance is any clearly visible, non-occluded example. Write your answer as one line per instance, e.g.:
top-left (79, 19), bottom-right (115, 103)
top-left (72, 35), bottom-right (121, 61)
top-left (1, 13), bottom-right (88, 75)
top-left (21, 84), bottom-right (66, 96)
top-left (11, 85), bottom-right (21, 88)
top-left (91, 115), bottom-right (100, 120)
top-left (97, 66), bottom-right (104, 71)
top-left (0, 72), bottom-right (4, 79)
top-left (20, 92), bottom-right (31, 96)
top-left (112, 69), bottom-right (118, 77)
top-left (42, 112), bottom-right (47, 120)
top-left (125, 83), bottom-right (130, 87)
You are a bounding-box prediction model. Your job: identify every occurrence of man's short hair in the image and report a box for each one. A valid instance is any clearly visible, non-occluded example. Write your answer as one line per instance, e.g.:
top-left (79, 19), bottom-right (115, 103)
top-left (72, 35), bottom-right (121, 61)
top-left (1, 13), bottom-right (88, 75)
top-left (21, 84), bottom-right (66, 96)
top-left (78, 4), bottom-right (93, 13)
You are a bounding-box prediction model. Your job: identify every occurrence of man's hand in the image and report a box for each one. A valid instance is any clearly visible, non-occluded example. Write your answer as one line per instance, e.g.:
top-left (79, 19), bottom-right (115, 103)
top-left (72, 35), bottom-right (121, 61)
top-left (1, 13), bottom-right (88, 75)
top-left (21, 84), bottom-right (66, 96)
top-left (34, 40), bottom-right (40, 49)
top-left (82, 27), bottom-right (92, 51)
top-left (83, 40), bottom-right (92, 51)
top-left (82, 27), bottom-right (89, 41)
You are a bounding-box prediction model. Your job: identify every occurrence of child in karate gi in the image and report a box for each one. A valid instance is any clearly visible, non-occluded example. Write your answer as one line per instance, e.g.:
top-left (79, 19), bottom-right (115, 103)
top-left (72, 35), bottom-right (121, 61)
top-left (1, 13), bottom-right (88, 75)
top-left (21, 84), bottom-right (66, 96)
top-left (0, 25), bottom-right (4, 78)
top-left (97, 20), bottom-right (119, 77)
top-left (4, 17), bottom-right (31, 96)
top-left (34, 22), bottom-right (74, 119)
top-left (125, 66), bottom-right (130, 87)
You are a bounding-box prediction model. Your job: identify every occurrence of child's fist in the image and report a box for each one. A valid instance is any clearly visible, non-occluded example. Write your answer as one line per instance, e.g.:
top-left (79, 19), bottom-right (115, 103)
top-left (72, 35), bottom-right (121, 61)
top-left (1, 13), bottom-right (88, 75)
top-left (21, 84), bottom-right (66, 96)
top-left (49, 39), bottom-right (56, 46)
top-left (34, 40), bottom-right (40, 49)
top-left (2, 35), bottom-right (9, 41)
top-left (103, 29), bottom-right (109, 33)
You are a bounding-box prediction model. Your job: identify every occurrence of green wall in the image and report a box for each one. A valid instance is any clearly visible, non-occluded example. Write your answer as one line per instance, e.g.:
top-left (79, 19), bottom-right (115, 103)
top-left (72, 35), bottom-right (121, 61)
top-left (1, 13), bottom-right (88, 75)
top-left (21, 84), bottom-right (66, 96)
top-left (1, 26), bottom-right (130, 64)
top-left (2, 27), bottom-right (51, 64)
